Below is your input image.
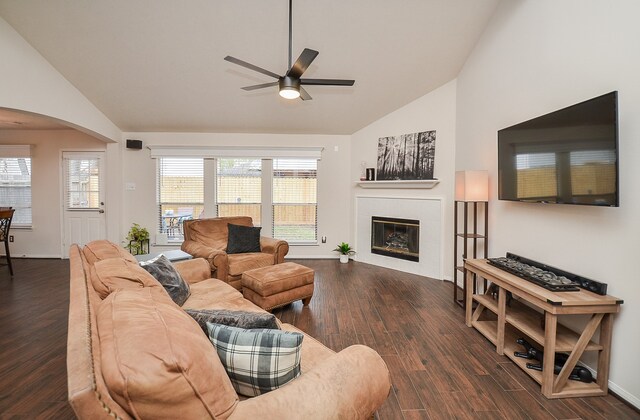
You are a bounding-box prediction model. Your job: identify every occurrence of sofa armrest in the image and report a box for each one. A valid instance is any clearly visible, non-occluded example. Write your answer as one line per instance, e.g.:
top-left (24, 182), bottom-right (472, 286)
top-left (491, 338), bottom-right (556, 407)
top-left (229, 345), bottom-right (390, 420)
top-left (260, 236), bottom-right (289, 264)
top-left (173, 258), bottom-right (211, 284)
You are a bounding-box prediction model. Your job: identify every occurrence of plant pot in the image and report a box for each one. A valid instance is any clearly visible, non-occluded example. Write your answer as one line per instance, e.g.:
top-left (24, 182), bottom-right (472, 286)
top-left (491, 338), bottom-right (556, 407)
top-left (339, 254), bottom-right (349, 264)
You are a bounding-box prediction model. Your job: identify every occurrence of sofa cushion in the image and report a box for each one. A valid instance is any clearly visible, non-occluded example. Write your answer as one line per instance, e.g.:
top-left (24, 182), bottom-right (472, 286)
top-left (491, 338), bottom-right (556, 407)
top-left (207, 323), bottom-right (303, 397)
top-left (182, 279), bottom-right (268, 314)
top-left (185, 308), bottom-right (279, 334)
top-left (83, 240), bottom-right (137, 266)
top-left (226, 224), bottom-right (261, 254)
top-left (227, 252), bottom-right (274, 277)
top-left (139, 254), bottom-right (191, 306)
top-left (92, 258), bottom-right (163, 299)
top-left (96, 288), bottom-right (238, 419)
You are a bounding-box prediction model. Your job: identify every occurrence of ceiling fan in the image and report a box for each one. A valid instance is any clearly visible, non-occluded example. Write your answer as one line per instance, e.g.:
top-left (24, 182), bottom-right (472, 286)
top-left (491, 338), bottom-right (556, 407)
top-left (224, 0), bottom-right (355, 100)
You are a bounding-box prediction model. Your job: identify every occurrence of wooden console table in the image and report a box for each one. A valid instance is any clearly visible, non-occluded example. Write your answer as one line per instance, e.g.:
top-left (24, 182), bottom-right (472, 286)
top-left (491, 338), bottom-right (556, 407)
top-left (464, 259), bottom-right (622, 399)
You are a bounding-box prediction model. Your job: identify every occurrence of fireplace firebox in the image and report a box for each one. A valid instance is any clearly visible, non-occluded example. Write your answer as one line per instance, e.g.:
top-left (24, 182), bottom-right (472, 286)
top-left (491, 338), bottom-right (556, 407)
top-left (371, 216), bottom-right (419, 262)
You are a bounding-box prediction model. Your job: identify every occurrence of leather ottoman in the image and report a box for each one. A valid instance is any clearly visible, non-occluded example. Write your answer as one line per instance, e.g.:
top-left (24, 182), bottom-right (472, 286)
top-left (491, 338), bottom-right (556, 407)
top-left (241, 262), bottom-right (314, 311)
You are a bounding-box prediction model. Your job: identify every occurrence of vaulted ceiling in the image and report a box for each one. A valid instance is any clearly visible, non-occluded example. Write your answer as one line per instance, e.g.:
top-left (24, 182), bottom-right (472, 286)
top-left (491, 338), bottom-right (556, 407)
top-left (0, 0), bottom-right (500, 134)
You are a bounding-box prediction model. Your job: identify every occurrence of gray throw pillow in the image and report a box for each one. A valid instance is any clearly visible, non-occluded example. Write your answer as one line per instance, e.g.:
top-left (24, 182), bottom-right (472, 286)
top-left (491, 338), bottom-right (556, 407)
top-left (207, 323), bottom-right (303, 397)
top-left (226, 223), bottom-right (261, 254)
top-left (185, 309), bottom-right (279, 334)
top-left (139, 254), bottom-right (191, 306)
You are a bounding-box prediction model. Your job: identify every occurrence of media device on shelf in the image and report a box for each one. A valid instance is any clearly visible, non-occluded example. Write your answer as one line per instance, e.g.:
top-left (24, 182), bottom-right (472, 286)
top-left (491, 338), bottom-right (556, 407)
top-left (488, 252), bottom-right (608, 295)
top-left (498, 91), bottom-right (619, 207)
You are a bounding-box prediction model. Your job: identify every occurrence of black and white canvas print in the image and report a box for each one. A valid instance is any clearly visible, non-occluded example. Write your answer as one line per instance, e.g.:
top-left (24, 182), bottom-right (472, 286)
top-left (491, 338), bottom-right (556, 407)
top-left (376, 131), bottom-right (436, 180)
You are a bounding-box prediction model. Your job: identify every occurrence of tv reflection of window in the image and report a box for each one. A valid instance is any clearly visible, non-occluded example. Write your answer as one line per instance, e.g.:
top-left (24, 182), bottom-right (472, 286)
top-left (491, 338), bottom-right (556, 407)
top-left (516, 152), bottom-right (557, 199)
top-left (569, 150), bottom-right (616, 196)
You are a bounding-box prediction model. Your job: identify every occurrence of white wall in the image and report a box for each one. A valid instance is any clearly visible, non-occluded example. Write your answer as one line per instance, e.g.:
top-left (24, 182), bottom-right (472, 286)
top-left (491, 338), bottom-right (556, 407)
top-left (456, 0), bottom-right (640, 406)
top-left (120, 132), bottom-right (351, 258)
top-left (0, 17), bottom-right (121, 143)
top-left (350, 80), bottom-right (457, 280)
top-left (0, 130), bottom-right (107, 257)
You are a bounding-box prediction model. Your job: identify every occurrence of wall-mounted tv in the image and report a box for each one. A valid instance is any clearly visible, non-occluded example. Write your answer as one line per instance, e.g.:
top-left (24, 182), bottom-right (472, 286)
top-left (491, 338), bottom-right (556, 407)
top-left (498, 91), bottom-right (618, 207)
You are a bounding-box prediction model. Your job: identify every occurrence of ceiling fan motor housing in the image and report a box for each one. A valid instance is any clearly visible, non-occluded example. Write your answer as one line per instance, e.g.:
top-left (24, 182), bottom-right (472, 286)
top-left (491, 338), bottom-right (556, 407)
top-left (279, 76), bottom-right (300, 91)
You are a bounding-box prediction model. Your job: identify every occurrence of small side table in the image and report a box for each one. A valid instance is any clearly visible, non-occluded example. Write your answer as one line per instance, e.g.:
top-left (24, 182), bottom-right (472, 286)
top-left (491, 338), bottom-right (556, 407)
top-left (134, 249), bottom-right (193, 263)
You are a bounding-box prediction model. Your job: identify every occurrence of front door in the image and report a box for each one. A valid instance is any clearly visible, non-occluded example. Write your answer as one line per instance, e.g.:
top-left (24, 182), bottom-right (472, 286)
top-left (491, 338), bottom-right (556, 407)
top-left (62, 151), bottom-right (106, 257)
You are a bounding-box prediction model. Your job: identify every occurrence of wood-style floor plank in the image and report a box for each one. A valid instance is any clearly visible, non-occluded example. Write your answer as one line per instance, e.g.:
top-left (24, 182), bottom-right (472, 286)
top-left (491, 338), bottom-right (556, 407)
top-left (1, 258), bottom-right (638, 419)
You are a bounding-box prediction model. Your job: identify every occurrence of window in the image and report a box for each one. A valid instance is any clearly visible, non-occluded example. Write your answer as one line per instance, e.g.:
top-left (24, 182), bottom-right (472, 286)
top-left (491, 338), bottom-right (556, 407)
top-left (272, 159), bottom-right (317, 243)
top-left (0, 146), bottom-right (32, 226)
top-left (157, 158), bottom-right (204, 241)
top-left (65, 158), bottom-right (100, 209)
top-left (216, 158), bottom-right (262, 225)
top-left (152, 147), bottom-right (322, 245)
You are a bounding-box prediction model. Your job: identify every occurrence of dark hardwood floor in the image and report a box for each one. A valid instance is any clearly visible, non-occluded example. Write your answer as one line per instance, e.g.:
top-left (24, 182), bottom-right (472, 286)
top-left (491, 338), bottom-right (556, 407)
top-left (0, 258), bottom-right (638, 419)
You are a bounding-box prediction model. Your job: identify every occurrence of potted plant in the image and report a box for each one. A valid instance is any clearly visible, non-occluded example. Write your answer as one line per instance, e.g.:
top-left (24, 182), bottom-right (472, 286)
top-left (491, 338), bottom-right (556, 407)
top-left (333, 242), bottom-right (355, 263)
top-left (125, 223), bottom-right (150, 255)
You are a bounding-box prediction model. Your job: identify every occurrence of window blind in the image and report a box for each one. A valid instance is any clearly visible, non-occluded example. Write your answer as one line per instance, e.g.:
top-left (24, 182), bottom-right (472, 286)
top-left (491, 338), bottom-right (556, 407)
top-left (216, 158), bottom-right (262, 225)
top-left (0, 146), bottom-right (32, 226)
top-left (157, 158), bottom-right (204, 241)
top-left (272, 159), bottom-right (317, 243)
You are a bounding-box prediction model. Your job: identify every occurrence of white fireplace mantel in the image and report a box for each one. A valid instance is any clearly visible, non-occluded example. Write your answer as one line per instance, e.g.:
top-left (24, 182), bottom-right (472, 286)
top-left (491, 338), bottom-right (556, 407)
top-left (355, 196), bottom-right (443, 279)
top-left (356, 179), bottom-right (440, 189)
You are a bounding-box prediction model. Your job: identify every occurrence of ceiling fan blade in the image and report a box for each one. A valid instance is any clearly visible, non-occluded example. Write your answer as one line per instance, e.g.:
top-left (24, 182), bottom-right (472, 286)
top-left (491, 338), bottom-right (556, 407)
top-left (241, 81), bottom-right (279, 91)
top-left (286, 48), bottom-right (319, 79)
top-left (299, 87), bottom-right (312, 101)
top-left (224, 56), bottom-right (281, 79)
top-left (300, 78), bottom-right (355, 86)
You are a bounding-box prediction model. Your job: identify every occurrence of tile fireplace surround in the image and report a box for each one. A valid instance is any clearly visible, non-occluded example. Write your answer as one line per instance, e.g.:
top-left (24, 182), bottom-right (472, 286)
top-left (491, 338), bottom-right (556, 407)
top-left (355, 196), bottom-right (443, 279)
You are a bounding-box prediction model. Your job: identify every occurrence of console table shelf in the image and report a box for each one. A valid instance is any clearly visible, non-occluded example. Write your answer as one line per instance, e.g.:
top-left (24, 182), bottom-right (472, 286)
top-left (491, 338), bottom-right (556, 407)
top-left (465, 258), bottom-right (622, 399)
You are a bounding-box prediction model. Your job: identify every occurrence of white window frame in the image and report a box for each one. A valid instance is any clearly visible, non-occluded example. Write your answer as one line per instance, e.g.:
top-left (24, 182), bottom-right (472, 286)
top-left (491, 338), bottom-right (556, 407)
top-left (272, 158), bottom-right (318, 245)
top-left (156, 157), bottom-right (205, 243)
top-left (151, 146), bottom-right (322, 245)
top-left (0, 145), bottom-right (32, 228)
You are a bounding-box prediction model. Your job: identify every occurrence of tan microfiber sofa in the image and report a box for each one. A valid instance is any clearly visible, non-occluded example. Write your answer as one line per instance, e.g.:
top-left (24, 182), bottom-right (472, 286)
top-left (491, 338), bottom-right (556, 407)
top-left (181, 216), bottom-right (289, 290)
top-left (67, 240), bottom-right (390, 419)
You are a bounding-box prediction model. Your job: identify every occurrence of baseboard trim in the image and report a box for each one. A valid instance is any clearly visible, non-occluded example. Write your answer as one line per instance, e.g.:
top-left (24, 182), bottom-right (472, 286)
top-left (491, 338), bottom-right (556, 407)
top-left (285, 255), bottom-right (339, 260)
top-left (609, 382), bottom-right (640, 411)
top-left (0, 254), bottom-right (62, 259)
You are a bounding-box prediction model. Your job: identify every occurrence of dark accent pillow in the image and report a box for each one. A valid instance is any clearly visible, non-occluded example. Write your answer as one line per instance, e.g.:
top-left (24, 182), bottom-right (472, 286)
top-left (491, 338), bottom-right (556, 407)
top-left (226, 223), bottom-right (261, 254)
top-left (185, 309), bottom-right (279, 334)
top-left (139, 254), bottom-right (191, 306)
top-left (207, 323), bottom-right (303, 397)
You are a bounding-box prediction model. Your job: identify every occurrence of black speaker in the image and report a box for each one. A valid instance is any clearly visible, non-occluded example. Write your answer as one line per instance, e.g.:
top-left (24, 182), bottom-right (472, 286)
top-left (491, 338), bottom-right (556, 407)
top-left (126, 139), bottom-right (143, 150)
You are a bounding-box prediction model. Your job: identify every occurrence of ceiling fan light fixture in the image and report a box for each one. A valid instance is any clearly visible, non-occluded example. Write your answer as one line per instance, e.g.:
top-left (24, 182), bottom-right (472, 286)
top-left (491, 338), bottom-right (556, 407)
top-left (279, 76), bottom-right (301, 99)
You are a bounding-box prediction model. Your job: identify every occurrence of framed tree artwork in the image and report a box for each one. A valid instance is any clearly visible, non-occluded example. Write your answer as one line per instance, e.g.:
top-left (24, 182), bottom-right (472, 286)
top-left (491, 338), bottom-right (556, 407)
top-left (376, 131), bottom-right (436, 180)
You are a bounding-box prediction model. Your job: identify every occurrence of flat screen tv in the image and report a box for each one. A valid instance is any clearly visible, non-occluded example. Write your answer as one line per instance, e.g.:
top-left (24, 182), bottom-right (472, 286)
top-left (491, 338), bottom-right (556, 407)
top-left (498, 91), bottom-right (618, 207)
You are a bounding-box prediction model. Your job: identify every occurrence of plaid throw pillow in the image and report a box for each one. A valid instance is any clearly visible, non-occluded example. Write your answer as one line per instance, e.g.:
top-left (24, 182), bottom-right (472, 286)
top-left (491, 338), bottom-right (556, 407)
top-left (207, 323), bottom-right (303, 397)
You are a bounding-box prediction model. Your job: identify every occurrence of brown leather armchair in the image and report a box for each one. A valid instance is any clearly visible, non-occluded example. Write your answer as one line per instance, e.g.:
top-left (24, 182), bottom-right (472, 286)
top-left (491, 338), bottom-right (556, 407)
top-left (181, 216), bottom-right (289, 290)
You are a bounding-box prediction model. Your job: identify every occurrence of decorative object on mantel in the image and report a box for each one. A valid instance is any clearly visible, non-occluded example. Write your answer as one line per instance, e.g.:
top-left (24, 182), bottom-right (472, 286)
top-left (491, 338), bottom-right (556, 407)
top-left (453, 170), bottom-right (489, 307)
top-left (376, 131), bottom-right (436, 180)
top-left (356, 179), bottom-right (440, 189)
top-left (365, 168), bottom-right (375, 181)
top-left (333, 242), bottom-right (355, 263)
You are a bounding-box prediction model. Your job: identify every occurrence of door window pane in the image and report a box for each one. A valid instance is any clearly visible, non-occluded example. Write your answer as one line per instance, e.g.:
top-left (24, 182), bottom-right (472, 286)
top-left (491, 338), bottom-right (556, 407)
top-left (66, 159), bottom-right (100, 209)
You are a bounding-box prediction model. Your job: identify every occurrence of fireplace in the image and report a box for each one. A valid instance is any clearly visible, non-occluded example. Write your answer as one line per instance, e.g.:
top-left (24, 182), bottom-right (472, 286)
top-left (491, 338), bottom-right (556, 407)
top-left (371, 216), bottom-right (419, 262)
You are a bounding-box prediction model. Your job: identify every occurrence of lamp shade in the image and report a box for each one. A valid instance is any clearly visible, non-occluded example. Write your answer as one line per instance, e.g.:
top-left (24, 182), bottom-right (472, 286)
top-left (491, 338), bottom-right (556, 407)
top-left (455, 170), bottom-right (489, 202)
